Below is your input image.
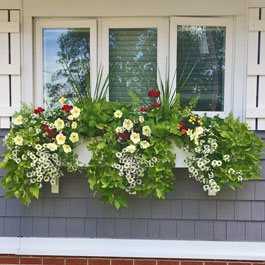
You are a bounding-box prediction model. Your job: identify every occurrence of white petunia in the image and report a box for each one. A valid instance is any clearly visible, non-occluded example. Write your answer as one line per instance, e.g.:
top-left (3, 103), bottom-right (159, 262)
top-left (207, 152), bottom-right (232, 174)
top-left (14, 115), bottom-right (23, 125)
top-left (115, 126), bottom-right (123, 134)
top-left (123, 119), bottom-right (133, 131)
top-left (126, 145), bottom-right (136, 153)
top-left (67, 115), bottom-right (74, 121)
top-left (14, 136), bottom-right (23, 145)
top-left (71, 122), bottom-right (77, 129)
top-left (54, 118), bottom-right (65, 130)
top-left (56, 133), bottom-right (66, 145)
top-left (59, 96), bottom-right (67, 104)
top-left (130, 132), bottom-right (140, 144)
top-left (139, 116), bottom-right (144, 123)
top-left (142, 126), bottom-right (151, 137)
top-left (140, 140), bottom-right (150, 149)
top-left (70, 106), bottom-right (81, 118)
top-left (47, 143), bottom-right (58, 151)
top-left (114, 110), bottom-right (122, 118)
top-left (63, 144), bottom-right (72, 153)
top-left (69, 132), bottom-right (79, 143)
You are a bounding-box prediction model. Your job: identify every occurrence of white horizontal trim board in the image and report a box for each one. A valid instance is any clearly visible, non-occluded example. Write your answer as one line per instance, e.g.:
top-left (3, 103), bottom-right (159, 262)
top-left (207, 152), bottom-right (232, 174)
top-left (1, 238), bottom-right (265, 260)
top-left (0, 22), bottom-right (19, 33)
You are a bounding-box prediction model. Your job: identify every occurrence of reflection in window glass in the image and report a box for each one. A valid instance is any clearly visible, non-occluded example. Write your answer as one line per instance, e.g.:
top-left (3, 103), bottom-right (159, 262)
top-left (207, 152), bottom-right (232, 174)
top-left (177, 25), bottom-right (226, 111)
top-left (43, 28), bottom-right (90, 108)
top-left (109, 28), bottom-right (157, 103)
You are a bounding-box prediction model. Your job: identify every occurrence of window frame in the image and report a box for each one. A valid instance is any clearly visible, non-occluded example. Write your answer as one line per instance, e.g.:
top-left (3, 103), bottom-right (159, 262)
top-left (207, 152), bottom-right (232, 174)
top-left (169, 17), bottom-right (234, 117)
top-left (34, 19), bottom-right (97, 107)
top-left (99, 18), bottom-right (168, 101)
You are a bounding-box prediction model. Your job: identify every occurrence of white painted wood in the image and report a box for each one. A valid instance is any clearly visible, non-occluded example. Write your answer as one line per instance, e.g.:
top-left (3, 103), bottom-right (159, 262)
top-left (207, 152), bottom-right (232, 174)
top-left (249, 8), bottom-right (259, 20)
top-left (21, 16), bottom-right (34, 104)
top-left (258, 76), bottom-right (265, 129)
top-left (51, 177), bottom-right (59, 193)
top-left (249, 20), bottom-right (265, 31)
top-left (0, 22), bottom-right (19, 33)
top-left (246, 76), bottom-right (257, 129)
top-left (247, 32), bottom-right (259, 75)
top-left (208, 190), bottom-right (217, 196)
top-left (34, 19), bottom-right (97, 107)
top-left (0, 106), bottom-right (21, 116)
top-left (0, 0), bottom-right (21, 9)
top-left (22, 0), bottom-right (248, 17)
top-left (246, 107), bottom-right (265, 117)
top-left (74, 138), bottom-right (191, 168)
top-left (11, 76), bottom-right (21, 106)
top-left (0, 237), bottom-right (260, 260)
top-left (100, 18), bottom-right (168, 101)
top-left (249, 0), bottom-right (265, 8)
top-left (169, 17), bottom-right (234, 117)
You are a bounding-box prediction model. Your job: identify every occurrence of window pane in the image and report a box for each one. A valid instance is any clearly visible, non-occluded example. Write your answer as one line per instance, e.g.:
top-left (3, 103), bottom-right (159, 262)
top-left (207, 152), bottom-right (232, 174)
top-left (109, 28), bottom-right (157, 103)
top-left (43, 28), bottom-right (90, 108)
top-left (177, 25), bottom-right (226, 111)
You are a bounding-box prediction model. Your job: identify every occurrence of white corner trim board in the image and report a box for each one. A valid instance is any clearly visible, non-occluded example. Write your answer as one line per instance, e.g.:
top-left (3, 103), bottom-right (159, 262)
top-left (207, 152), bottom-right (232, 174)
top-left (1, 238), bottom-right (265, 260)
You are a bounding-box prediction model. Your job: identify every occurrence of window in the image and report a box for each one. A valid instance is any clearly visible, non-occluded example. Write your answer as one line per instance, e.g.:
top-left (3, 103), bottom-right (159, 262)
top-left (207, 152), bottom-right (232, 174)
top-left (35, 18), bottom-right (233, 115)
top-left (100, 19), bottom-right (168, 102)
top-left (35, 20), bottom-right (97, 107)
top-left (170, 17), bottom-right (233, 116)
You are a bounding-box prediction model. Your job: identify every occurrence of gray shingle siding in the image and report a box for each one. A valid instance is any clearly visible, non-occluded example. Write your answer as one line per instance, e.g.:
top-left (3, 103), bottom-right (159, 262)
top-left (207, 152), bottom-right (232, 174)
top-left (0, 129), bottom-right (265, 241)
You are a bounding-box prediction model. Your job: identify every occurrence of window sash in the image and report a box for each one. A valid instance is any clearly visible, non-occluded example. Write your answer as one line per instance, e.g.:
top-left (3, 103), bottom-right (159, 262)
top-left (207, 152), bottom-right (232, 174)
top-left (100, 18), bottom-right (168, 101)
top-left (34, 19), bottom-right (97, 107)
top-left (169, 17), bottom-right (233, 117)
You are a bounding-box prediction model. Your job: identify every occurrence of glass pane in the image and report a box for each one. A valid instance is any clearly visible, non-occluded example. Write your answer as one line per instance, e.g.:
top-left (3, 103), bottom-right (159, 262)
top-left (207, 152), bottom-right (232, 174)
top-left (177, 25), bottom-right (226, 111)
top-left (43, 28), bottom-right (90, 108)
top-left (109, 28), bottom-right (157, 103)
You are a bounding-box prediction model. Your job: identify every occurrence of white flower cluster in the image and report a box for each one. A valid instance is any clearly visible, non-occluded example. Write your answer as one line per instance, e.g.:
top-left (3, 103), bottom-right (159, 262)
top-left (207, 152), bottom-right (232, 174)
top-left (9, 144), bottom-right (62, 188)
top-left (113, 148), bottom-right (158, 193)
top-left (186, 125), bottom-right (245, 193)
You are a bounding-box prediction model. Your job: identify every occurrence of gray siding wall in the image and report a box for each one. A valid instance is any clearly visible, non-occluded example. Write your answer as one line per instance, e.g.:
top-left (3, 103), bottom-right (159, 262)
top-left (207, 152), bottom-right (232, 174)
top-left (1, 129), bottom-right (265, 241)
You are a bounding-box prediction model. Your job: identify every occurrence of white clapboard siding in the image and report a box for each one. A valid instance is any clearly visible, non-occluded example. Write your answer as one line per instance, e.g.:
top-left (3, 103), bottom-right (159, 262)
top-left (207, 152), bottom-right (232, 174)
top-left (246, 6), bottom-right (265, 130)
top-left (0, 10), bottom-right (20, 128)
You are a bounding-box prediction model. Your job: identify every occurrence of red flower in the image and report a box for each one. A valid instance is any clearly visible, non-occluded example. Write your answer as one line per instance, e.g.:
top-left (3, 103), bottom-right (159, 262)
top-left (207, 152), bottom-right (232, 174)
top-left (44, 129), bottom-right (49, 133)
top-left (148, 89), bottom-right (160, 98)
top-left (141, 107), bottom-right (147, 112)
top-left (178, 122), bottom-right (186, 129)
top-left (181, 129), bottom-right (187, 134)
top-left (50, 134), bottom-right (56, 138)
top-left (61, 105), bottom-right (73, 112)
top-left (43, 124), bottom-right (49, 128)
top-left (34, 107), bottom-right (45, 114)
top-left (153, 102), bottom-right (161, 108)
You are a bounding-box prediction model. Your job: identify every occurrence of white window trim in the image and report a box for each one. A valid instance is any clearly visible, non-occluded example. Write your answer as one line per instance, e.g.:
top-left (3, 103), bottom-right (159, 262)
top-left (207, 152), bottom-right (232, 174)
top-left (169, 17), bottom-right (234, 118)
top-left (34, 19), bottom-right (97, 107)
top-left (99, 18), bottom-right (169, 101)
top-left (1, 237), bottom-right (265, 261)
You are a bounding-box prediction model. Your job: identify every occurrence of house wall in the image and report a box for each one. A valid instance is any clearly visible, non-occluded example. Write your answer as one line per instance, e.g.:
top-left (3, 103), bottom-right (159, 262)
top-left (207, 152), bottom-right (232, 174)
top-left (0, 0), bottom-right (265, 252)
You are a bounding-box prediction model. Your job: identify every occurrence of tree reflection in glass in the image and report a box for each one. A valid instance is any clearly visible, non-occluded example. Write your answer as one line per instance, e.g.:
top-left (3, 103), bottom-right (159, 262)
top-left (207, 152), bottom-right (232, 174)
top-left (177, 26), bottom-right (226, 111)
top-left (43, 28), bottom-right (90, 108)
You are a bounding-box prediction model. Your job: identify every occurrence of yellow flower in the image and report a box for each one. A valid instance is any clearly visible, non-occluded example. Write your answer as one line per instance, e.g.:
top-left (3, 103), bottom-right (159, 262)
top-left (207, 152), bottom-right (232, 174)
top-left (139, 116), bottom-right (144, 123)
top-left (71, 122), bottom-right (77, 129)
top-left (70, 106), bottom-right (81, 118)
top-left (130, 132), bottom-right (140, 144)
top-left (63, 144), bottom-right (72, 153)
top-left (54, 118), bottom-right (65, 130)
top-left (59, 97), bottom-right (67, 104)
top-left (123, 119), bottom-right (133, 131)
top-left (14, 115), bottom-right (22, 125)
top-left (140, 140), bottom-right (150, 149)
top-left (187, 129), bottom-right (193, 136)
top-left (67, 115), bottom-right (74, 121)
top-left (69, 132), bottom-right (79, 143)
top-left (14, 135), bottom-right (23, 145)
top-left (114, 110), bottom-right (122, 118)
top-left (56, 133), bottom-right (66, 145)
top-left (142, 126), bottom-right (151, 137)
top-left (47, 143), bottom-right (57, 151)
